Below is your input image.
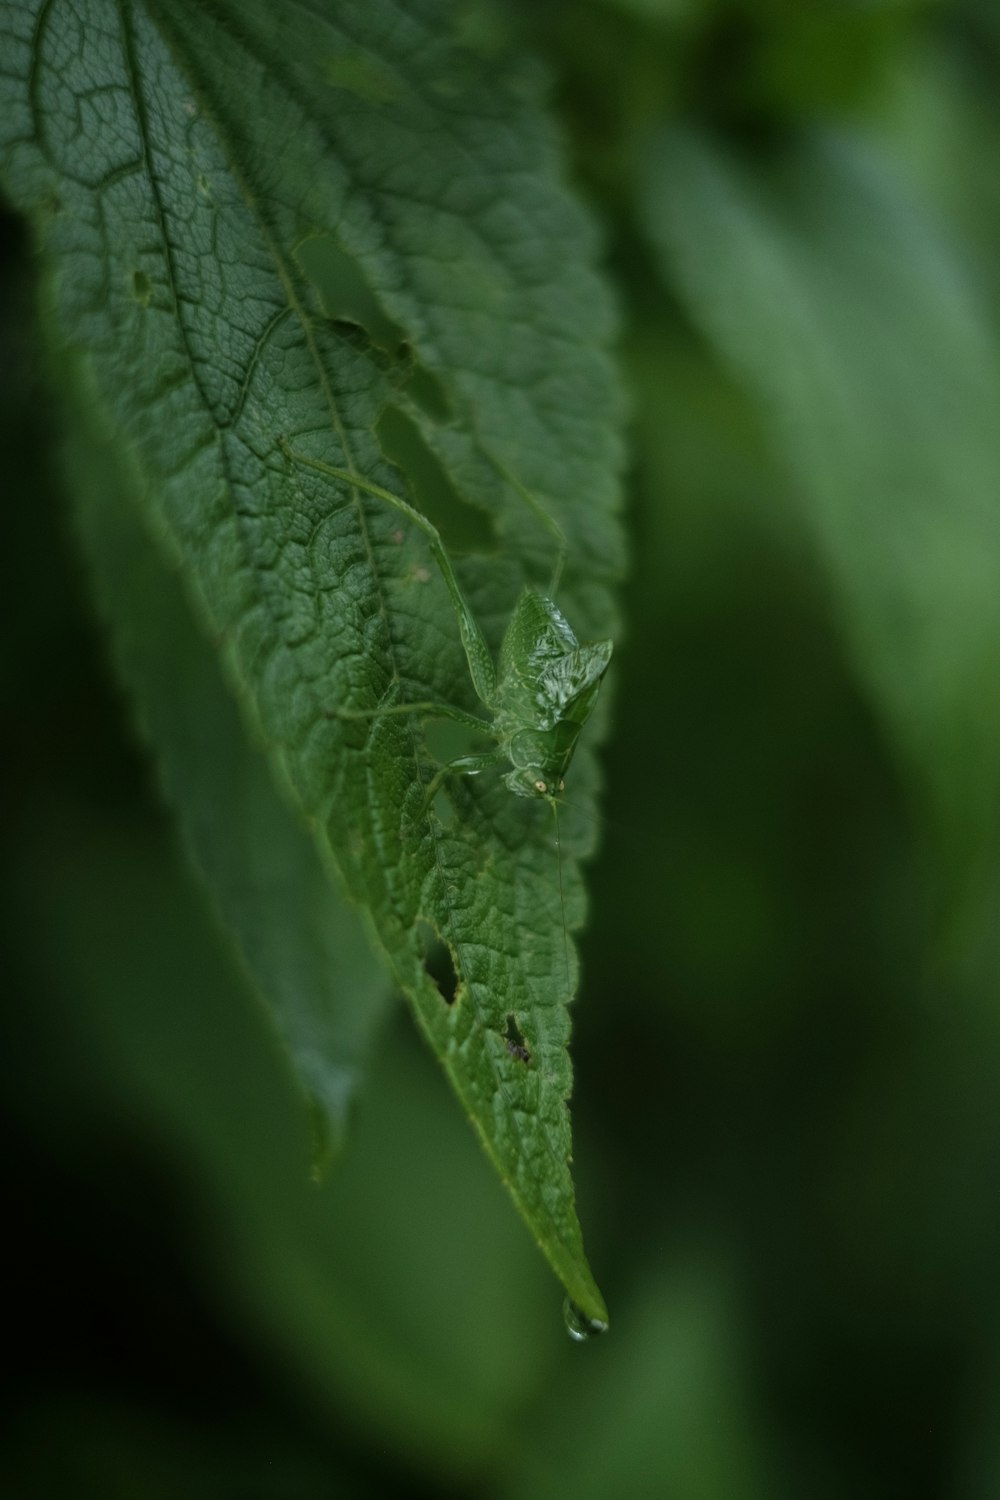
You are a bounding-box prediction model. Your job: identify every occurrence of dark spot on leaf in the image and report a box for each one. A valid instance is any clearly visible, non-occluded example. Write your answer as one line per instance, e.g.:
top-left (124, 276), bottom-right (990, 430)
top-left (503, 1013), bottom-right (531, 1064)
top-left (418, 921), bottom-right (459, 1004)
top-left (377, 404), bottom-right (496, 554)
top-left (131, 269), bottom-right (152, 306)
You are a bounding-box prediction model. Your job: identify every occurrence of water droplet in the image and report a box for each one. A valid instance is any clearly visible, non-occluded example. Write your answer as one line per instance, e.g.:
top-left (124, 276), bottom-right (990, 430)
top-left (563, 1296), bottom-right (608, 1343)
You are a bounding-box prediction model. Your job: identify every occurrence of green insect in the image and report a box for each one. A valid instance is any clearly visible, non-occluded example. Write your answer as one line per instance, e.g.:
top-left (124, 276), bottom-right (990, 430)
top-left (279, 440), bottom-right (613, 809)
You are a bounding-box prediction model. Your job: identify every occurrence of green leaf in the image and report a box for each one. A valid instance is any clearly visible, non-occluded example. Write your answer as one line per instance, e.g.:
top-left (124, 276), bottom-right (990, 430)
top-left (11, 804), bottom-right (561, 1480)
top-left (68, 421), bottom-right (392, 1162)
top-left (1, 0), bottom-right (622, 1319)
top-left (642, 129), bottom-right (1000, 927)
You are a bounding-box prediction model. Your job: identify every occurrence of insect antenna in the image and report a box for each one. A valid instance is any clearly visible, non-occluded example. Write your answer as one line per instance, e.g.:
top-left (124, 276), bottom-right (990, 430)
top-left (552, 792), bottom-right (617, 843)
top-left (552, 792), bottom-right (604, 829)
top-left (554, 792), bottom-right (657, 855)
top-left (550, 796), bottom-right (571, 996)
top-left (480, 445), bottom-right (567, 597)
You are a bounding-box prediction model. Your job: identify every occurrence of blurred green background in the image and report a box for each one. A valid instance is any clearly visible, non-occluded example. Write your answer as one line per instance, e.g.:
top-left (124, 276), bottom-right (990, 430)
top-left (5, 0), bottom-right (1000, 1495)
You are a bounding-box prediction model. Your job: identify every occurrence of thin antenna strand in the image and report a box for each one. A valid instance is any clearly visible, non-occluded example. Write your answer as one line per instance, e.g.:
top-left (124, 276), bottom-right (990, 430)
top-left (551, 797), bottom-right (571, 994)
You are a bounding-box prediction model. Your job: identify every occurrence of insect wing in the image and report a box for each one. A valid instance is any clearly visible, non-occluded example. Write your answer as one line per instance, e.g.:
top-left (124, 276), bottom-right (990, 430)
top-left (540, 639), bottom-right (613, 723)
top-left (498, 590), bottom-right (579, 682)
top-left (496, 591), bottom-right (612, 740)
top-left (495, 590), bottom-right (577, 724)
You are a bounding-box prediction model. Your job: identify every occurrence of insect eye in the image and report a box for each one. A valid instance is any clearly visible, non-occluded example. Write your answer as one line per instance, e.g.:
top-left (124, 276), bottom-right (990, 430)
top-left (534, 779), bottom-right (547, 794)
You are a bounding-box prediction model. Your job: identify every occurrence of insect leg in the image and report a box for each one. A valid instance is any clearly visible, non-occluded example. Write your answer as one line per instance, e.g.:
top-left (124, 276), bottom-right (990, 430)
top-left (420, 748), bottom-right (507, 810)
top-left (333, 701), bottom-right (491, 733)
top-left (279, 441), bottom-right (498, 708)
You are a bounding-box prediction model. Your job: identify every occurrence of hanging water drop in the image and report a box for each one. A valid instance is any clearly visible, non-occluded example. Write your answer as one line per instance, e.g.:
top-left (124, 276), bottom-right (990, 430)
top-left (563, 1295), bottom-right (608, 1343)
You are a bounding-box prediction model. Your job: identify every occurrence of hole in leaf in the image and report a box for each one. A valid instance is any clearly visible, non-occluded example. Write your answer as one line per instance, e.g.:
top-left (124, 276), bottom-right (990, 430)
top-left (418, 920), bottom-right (459, 1005)
top-left (403, 356), bottom-right (453, 423)
top-left (430, 782), bottom-right (456, 828)
top-left (328, 319), bottom-right (380, 354)
top-left (377, 404), bottom-right (496, 554)
top-left (295, 236), bottom-right (405, 353)
top-left (503, 1013), bottom-right (531, 1064)
top-left (425, 709), bottom-right (487, 763)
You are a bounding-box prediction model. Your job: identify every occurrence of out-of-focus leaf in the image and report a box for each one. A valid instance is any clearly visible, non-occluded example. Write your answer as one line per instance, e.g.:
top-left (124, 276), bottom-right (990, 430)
top-left (11, 810), bottom-right (558, 1483)
top-left (499, 1260), bottom-right (786, 1500)
top-left (642, 129), bottom-right (1000, 926)
top-left (71, 426), bottom-right (391, 1160)
top-left (0, 0), bottom-right (625, 1315)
